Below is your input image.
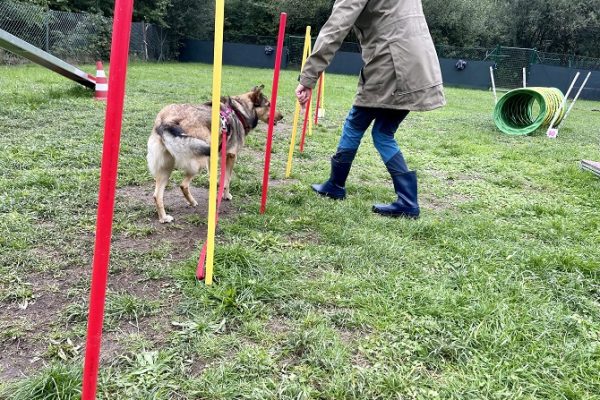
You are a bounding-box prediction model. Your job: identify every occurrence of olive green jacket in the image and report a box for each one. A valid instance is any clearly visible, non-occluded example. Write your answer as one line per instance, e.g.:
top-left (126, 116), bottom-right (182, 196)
top-left (300, 0), bottom-right (446, 111)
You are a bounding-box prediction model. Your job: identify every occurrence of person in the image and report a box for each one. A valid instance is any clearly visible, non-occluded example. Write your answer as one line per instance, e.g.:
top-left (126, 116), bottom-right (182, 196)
top-left (295, 0), bottom-right (446, 218)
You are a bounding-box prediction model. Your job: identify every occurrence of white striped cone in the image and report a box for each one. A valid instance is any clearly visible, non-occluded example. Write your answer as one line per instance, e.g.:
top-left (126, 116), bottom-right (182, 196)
top-left (94, 61), bottom-right (108, 101)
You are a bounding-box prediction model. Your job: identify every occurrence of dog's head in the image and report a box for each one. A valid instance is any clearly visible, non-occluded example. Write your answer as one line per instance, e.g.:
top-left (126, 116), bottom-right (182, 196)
top-left (247, 85), bottom-right (284, 125)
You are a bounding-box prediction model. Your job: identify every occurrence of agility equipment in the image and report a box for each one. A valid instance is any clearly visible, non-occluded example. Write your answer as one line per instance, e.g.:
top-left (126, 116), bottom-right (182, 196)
top-left (307, 39), bottom-right (314, 138)
top-left (0, 27), bottom-right (96, 89)
top-left (196, 128), bottom-right (228, 280)
top-left (560, 72), bottom-right (592, 128)
top-left (260, 12), bottom-right (287, 215)
top-left (203, 0), bottom-right (226, 286)
top-left (299, 36), bottom-right (313, 154)
top-left (581, 160), bottom-right (600, 178)
top-left (81, 0), bottom-right (134, 398)
top-left (94, 61), bottom-right (108, 101)
top-left (314, 72), bottom-right (325, 125)
top-left (490, 66), bottom-right (498, 105)
top-left (545, 72), bottom-right (580, 137)
top-left (493, 87), bottom-right (567, 136)
top-left (300, 90), bottom-right (312, 152)
top-left (286, 26), bottom-right (311, 178)
top-left (299, 36), bottom-right (313, 151)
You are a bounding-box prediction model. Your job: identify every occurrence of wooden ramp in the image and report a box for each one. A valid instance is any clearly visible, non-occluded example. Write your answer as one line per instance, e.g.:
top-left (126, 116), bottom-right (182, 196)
top-left (581, 160), bottom-right (600, 178)
top-left (0, 28), bottom-right (96, 89)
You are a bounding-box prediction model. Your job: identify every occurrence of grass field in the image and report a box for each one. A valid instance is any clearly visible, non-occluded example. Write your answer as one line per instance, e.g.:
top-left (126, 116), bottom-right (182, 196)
top-left (0, 62), bottom-right (599, 399)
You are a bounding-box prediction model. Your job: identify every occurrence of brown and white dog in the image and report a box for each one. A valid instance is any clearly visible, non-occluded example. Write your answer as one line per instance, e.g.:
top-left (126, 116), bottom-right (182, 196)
top-left (147, 85), bottom-right (283, 223)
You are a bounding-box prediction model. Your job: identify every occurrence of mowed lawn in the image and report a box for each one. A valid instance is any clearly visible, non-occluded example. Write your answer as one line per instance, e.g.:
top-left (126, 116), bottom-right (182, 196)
top-left (0, 62), bottom-right (599, 399)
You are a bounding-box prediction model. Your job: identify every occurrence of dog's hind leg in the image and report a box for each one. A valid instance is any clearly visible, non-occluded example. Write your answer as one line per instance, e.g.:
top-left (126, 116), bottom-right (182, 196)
top-left (148, 134), bottom-right (175, 223)
top-left (153, 171), bottom-right (173, 223)
top-left (180, 157), bottom-right (206, 207)
top-left (180, 174), bottom-right (198, 207)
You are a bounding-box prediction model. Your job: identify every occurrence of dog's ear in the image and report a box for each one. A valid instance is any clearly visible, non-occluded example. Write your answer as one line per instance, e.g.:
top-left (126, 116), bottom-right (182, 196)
top-left (250, 85), bottom-right (265, 106)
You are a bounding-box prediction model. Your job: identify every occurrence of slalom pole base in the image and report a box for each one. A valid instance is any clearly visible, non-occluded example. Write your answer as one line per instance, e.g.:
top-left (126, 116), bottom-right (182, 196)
top-left (547, 128), bottom-right (558, 139)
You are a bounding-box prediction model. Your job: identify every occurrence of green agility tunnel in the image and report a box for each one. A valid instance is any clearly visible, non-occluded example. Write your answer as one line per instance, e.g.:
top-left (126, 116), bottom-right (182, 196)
top-left (494, 87), bottom-right (566, 135)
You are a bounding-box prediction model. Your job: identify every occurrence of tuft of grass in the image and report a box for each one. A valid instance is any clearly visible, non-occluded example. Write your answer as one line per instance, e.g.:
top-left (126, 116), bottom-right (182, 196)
top-left (0, 363), bottom-right (81, 400)
top-left (105, 293), bottom-right (160, 323)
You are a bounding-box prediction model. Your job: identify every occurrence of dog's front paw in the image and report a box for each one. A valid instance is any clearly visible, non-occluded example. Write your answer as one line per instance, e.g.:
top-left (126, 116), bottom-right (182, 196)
top-left (159, 215), bottom-right (174, 224)
top-left (223, 192), bottom-right (233, 201)
top-left (189, 200), bottom-right (198, 207)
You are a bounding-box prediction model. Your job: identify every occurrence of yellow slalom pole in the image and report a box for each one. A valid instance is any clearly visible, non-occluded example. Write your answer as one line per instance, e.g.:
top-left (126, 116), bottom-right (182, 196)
top-left (307, 40), bottom-right (314, 137)
top-left (285, 26), bottom-right (311, 178)
top-left (205, 0), bottom-right (225, 286)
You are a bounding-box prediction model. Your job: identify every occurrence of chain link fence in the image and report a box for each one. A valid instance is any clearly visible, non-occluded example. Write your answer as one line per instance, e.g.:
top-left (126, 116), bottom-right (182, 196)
top-left (0, 0), bottom-right (174, 64)
top-left (2, 0), bottom-right (599, 89)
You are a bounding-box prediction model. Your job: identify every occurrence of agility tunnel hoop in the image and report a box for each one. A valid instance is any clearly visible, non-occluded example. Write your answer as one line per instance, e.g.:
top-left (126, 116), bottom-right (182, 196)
top-left (286, 26), bottom-right (311, 178)
top-left (81, 0), bottom-right (134, 398)
top-left (260, 12), bottom-right (287, 215)
top-left (196, 129), bottom-right (228, 280)
top-left (493, 87), bottom-right (566, 136)
top-left (204, 0), bottom-right (226, 286)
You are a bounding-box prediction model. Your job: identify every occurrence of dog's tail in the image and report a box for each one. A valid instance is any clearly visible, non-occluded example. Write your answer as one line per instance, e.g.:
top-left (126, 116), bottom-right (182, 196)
top-left (156, 123), bottom-right (211, 157)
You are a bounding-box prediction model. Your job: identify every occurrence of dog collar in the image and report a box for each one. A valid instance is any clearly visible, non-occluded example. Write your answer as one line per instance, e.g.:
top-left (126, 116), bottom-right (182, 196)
top-left (229, 99), bottom-right (258, 134)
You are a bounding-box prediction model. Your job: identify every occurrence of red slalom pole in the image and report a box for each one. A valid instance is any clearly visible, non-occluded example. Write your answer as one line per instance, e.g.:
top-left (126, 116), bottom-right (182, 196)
top-left (81, 0), bottom-right (134, 398)
top-left (314, 74), bottom-right (323, 125)
top-left (260, 12), bottom-right (287, 215)
top-left (299, 91), bottom-right (312, 153)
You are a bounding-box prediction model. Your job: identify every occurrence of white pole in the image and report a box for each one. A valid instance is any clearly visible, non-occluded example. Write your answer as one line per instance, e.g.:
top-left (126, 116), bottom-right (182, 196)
top-left (523, 67), bottom-right (527, 88)
top-left (560, 72), bottom-right (591, 127)
top-left (490, 66), bottom-right (498, 105)
top-left (546, 72), bottom-right (580, 135)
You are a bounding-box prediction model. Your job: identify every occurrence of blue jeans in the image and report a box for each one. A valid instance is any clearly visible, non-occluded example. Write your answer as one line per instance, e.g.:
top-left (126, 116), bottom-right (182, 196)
top-left (338, 106), bottom-right (410, 164)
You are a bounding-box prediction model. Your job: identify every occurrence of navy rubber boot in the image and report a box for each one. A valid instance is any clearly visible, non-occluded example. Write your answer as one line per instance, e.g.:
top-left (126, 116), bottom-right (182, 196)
top-left (312, 148), bottom-right (357, 200)
top-left (372, 152), bottom-right (420, 218)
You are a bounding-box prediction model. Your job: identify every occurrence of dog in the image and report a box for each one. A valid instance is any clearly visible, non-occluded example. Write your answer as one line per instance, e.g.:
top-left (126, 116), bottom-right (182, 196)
top-left (147, 85), bottom-right (283, 223)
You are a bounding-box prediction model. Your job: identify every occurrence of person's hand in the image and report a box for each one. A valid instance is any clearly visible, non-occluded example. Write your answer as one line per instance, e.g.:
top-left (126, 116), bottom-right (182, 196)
top-left (295, 84), bottom-right (311, 106)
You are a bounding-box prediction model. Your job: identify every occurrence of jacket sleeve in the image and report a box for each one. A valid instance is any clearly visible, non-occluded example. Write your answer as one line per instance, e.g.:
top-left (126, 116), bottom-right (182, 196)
top-left (299, 0), bottom-right (369, 88)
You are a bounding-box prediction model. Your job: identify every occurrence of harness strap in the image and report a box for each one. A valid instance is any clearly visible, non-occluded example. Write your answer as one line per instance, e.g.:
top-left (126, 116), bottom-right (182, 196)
top-left (196, 127), bottom-right (228, 281)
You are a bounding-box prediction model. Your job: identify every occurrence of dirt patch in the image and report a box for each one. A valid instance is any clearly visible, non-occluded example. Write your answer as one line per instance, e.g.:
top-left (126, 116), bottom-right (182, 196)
top-left (0, 183), bottom-right (236, 382)
top-left (265, 316), bottom-right (291, 336)
top-left (0, 292), bottom-right (65, 380)
top-left (113, 184), bottom-right (236, 259)
top-left (0, 261), bottom-right (91, 381)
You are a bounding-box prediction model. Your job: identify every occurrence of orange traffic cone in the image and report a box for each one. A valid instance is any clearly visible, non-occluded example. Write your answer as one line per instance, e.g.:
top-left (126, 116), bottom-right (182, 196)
top-left (94, 61), bottom-right (108, 101)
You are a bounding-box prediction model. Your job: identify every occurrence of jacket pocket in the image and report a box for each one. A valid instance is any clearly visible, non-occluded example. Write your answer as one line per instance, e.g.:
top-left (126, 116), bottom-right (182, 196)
top-left (389, 20), bottom-right (443, 95)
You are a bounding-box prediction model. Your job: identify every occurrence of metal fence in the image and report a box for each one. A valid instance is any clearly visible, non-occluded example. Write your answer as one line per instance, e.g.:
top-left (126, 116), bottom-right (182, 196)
top-left (0, 0), bottom-right (173, 64)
